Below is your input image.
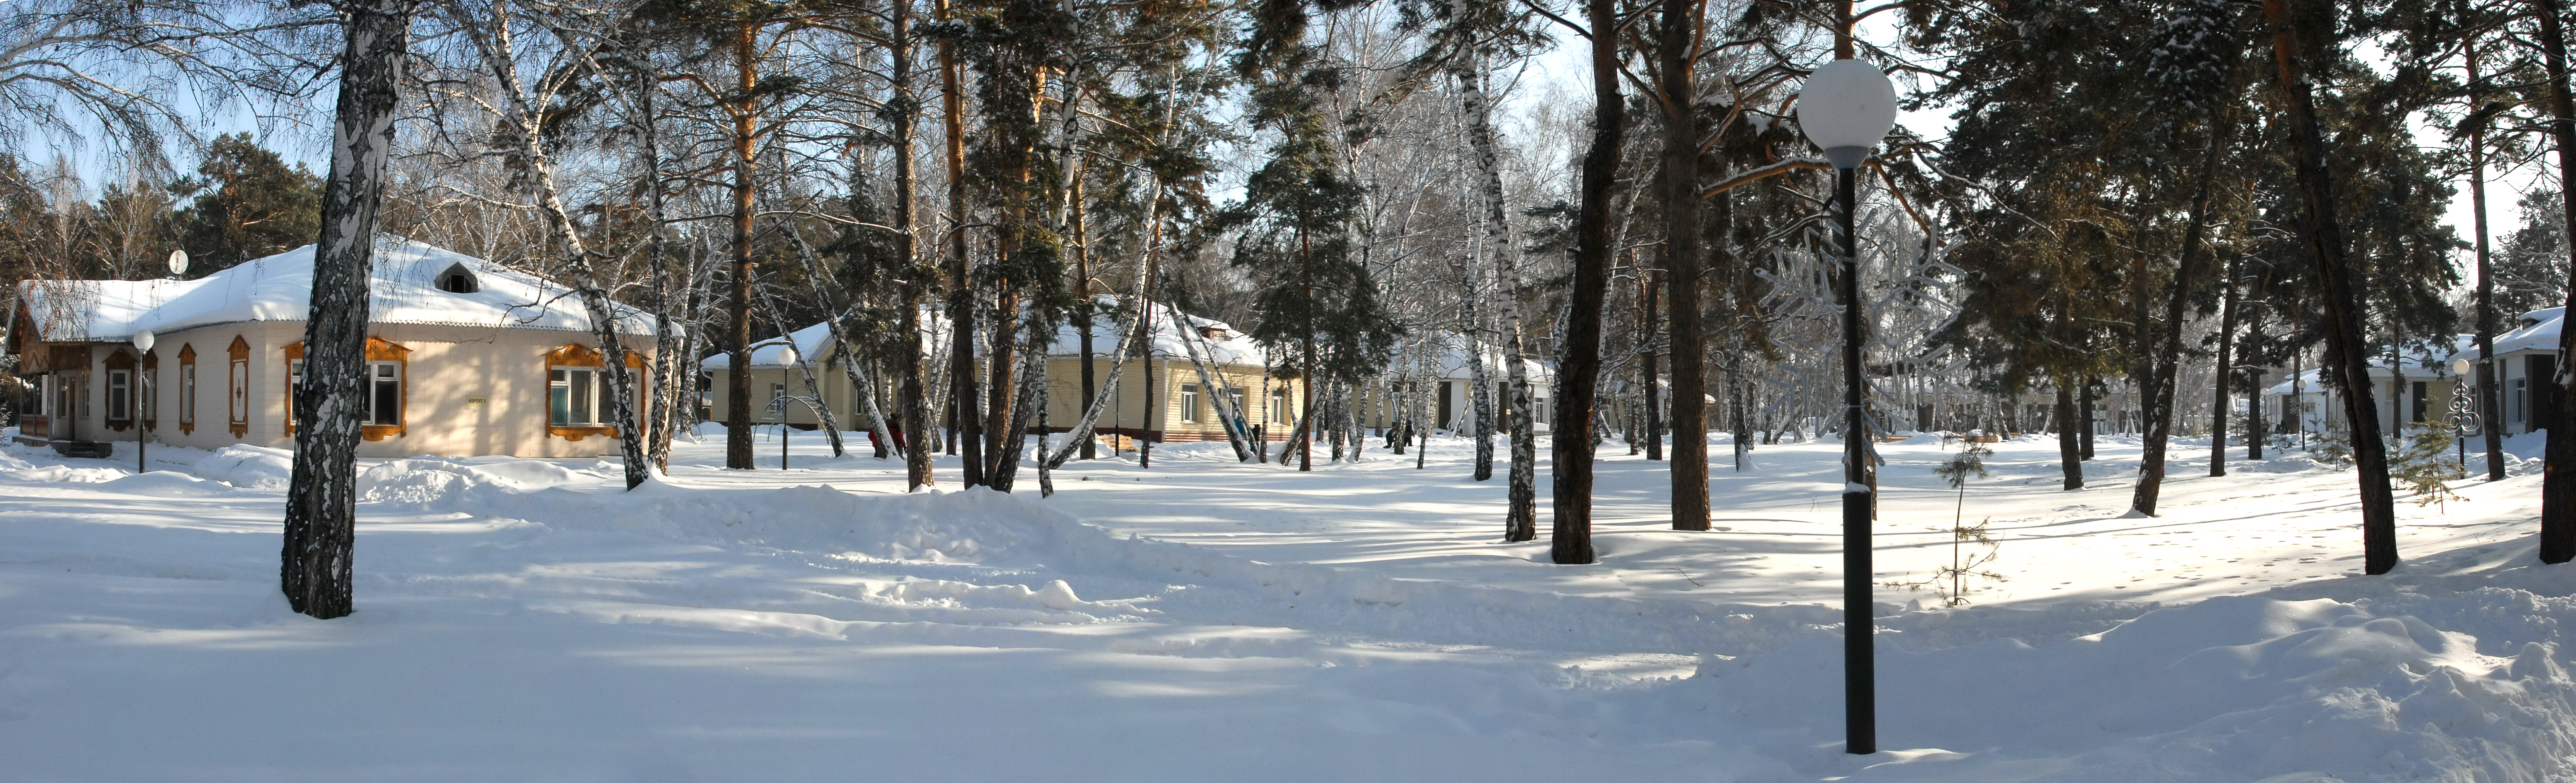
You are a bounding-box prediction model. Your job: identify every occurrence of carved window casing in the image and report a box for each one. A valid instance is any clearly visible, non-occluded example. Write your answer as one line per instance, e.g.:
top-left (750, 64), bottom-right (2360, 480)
top-left (546, 344), bottom-right (646, 441)
top-left (227, 337), bottom-right (249, 437)
top-left (142, 350), bottom-right (157, 430)
top-left (104, 350), bottom-right (135, 431)
top-left (282, 338), bottom-right (410, 440)
top-left (178, 344), bottom-right (196, 435)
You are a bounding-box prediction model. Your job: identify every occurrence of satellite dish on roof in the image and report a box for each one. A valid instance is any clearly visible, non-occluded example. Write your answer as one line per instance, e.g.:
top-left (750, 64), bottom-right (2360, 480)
top-left (167, 249), bottom-right (190, 277)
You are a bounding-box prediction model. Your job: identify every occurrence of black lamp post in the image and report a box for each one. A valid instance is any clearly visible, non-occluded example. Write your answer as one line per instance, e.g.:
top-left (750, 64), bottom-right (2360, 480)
top-left (1796, 57), bottom-right (1899, 756)
top-left (131, 329), bottom-right (155, 474)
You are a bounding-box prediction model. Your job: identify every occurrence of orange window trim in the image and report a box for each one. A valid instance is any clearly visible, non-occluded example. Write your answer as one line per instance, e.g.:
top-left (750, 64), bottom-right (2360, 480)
top-left (227, 336), bottom-right (249, 437)
top-left (283, 338), bottom-right (412, 440)
top-left (177, 344), bottom-right (196, 435)
top-left (545, 343), bottom-right (649, 441)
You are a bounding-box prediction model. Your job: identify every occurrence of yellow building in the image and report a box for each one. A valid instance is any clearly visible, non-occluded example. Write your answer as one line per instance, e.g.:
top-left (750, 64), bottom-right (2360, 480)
top-left (704, 308), bottom-right (1305, 445)
top-left (9, 240), bottom-right (659, 459)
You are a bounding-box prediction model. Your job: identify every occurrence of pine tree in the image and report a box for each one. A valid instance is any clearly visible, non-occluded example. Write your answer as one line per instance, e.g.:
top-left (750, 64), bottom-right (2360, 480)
top-left (170, 134), bottom-right (322, 275)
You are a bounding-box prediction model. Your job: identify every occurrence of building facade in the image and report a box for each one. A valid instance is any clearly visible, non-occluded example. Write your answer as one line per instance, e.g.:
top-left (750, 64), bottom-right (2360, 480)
top-left (9, 240), bottom-right (657, 459)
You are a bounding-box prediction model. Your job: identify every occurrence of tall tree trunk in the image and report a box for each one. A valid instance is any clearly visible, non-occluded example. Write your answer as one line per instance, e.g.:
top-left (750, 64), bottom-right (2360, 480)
top-left (2079, 378), bottom-right (2096, 459)
top-left (633, 60), bottom-right (684, 472)
top-left (1658, 0), bottom-right (1708, 531)
top-left (1075, 176), bottom-right (1098, 461)
top-left (2057, 380), bottom-right (2083, 489)
top-left (2246, 305), bottom-right (2267, 460)
top-left (1460, 212), bottom-right (1494, 478)
top-left (1640, 266), bottom-right (1662, 461)
top-left (2264, 0), bottom-right (2398, 573)
top-left (938, 0), bottom-right (984, 487)
top-left (2538, 0), bottom-right (2576, 562)
top-left (1553, 0), bottom-right (1621, 565)
top-left (1458, 58), bottom-right (1538, 540)
top-left (723, 23), bottom-right (760, 471)
top-left (1042, 226), bottom-right (1156, 471)
top-left (2211, 252), bottom-right (2238, 477)
top-left (1300, 228), bottom-right (1317, 473)
top-left (892, 0), bottom-right (933, 490)
top-left (2468, 44), bottom-right (2504, 484)
top-left (463, 9), bottom-right (654, 488)
top-left (2134, 110), bottom-right (2231, 514)
top-left (282, 0), bottom-right (413, 619)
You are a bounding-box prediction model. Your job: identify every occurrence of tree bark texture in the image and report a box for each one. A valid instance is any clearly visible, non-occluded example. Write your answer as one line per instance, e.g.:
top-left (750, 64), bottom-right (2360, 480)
top-left (2468, 49), bottom-right (2505, 483)
top-left (1659, 0), bottom-right (1708, 531)
top-left (2537, 0), bottom-right (2576, 563)
top-left (938, 7), bottom-right (984, 487)
top-left (2265, 0), bottom-right (2399, 573)
top-left (2211, 253), bottom-right (2238, 477)
top-left (723, 23), bottom-right (759, 470)
top-left (2133, 113), bottom-right (2229, 514)
top-left (892, 0), bottom-right (934, 490)
top-left (282, 0), bottom-right (413, 619)
top-left (1553, 0), bottom-right (1622, 565)
top-left (1458, 59), bottom-right (1538, 540)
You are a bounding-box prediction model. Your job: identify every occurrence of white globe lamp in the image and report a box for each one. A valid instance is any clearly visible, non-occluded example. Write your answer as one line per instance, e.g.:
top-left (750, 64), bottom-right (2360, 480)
top-left (1795, 59), bottom-right (1899, 170)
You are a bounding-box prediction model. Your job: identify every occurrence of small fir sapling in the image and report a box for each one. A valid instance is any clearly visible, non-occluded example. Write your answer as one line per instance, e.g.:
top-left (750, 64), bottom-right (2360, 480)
top-left (2311, 430), bottom-right (2355, 468)
top-left (2393, 418), bottom-right (2468, 511)
top-left (1893, 441), bottom-right (2005, 606)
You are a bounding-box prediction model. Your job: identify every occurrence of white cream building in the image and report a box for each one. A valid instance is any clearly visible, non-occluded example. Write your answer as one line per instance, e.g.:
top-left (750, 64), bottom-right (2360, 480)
top-left (8, 239), bottom-right (658, 458)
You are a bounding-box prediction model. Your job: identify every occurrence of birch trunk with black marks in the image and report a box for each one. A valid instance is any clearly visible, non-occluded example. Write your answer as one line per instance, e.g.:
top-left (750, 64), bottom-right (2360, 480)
top-left (1458, 178), bottom-right (1495, 479)
top-left (462, 4), bottom-right (653, 488)
top-left (1459, 57), bottom-right (1537, 541)
top-left (1165, 300), bottom-right (1256, 460)
top-left (283, 0), bottom-right (414, 619)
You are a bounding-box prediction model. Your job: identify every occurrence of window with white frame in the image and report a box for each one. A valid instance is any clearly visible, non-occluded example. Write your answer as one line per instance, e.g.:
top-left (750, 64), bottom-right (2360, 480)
top-left (1269, 387), bottom-right (1287, 424)
top-left (552, 367), bottom-right (604, 426)
top-left (369, 361), bottom-right (400, 425)
top-left (1179, 384), bottom-right (1201, 422)
top-left (107, 368), bottom-right (131, 422)
top-left (181, 364), bottom-right (196, 425)
top-left (288, 359), bottom-right (303, 425)
top-left (2514, 378), bottom-right (2529, 423)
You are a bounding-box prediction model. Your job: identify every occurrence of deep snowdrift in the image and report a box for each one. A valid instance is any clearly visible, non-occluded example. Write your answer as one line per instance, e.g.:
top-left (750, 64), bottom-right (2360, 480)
top-left (2, 432), bottom-right (2574, 780)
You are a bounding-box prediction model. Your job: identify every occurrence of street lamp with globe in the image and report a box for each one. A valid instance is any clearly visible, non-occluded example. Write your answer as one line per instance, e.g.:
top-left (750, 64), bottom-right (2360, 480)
top-left (1796, 56), bottom-right (1897, 756)
top-left (131, 329), bottom-right (155, 474)
top-left (2451, 358), bottom-right (2479, 470)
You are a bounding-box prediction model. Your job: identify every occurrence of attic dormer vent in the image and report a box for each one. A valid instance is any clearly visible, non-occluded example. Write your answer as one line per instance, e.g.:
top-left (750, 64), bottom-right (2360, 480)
top-left (435, 263), bottom-right (480, 294)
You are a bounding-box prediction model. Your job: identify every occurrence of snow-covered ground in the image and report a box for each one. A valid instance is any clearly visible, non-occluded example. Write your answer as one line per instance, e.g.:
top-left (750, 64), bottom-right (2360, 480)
top-left (4, 427), bottom-right (2573, 781)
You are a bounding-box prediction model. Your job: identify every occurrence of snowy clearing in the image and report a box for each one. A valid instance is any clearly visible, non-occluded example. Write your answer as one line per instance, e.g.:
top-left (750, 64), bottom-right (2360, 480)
top-left (3, 430), bottom-right (2574, 781)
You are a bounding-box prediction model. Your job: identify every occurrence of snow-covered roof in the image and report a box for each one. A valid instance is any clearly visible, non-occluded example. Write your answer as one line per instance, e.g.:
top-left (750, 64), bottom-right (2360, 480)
top-left (1062, 306), bottom-right (1267, 366)
top-left (2494, 307), bottom-right (2565, 355)
top-left (14, 238), bottom-right (655, 344)
top-left (705, 302), bottom-right (1269, 370)
top-left (1391, 331), bottom-right (1553, 385)
top-left (2263, 336), bottom-right (2478, 396)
